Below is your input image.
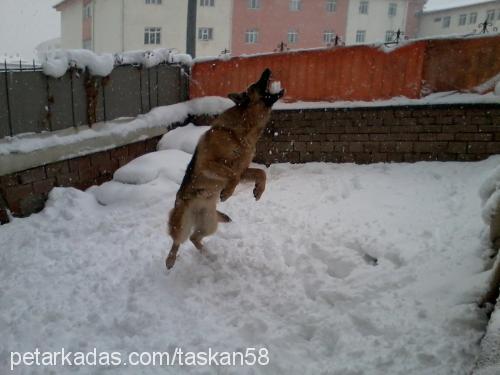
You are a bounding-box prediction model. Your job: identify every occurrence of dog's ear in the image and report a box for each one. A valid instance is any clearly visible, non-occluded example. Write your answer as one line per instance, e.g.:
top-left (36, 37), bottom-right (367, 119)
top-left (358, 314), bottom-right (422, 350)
top-left (228, 92), bottom-right (250, 107)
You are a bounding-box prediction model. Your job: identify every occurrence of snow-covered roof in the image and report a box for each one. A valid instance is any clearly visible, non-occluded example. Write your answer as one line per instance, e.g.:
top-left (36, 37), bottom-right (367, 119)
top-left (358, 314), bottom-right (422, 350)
top-left (423, 0), bottom-right (498, 13)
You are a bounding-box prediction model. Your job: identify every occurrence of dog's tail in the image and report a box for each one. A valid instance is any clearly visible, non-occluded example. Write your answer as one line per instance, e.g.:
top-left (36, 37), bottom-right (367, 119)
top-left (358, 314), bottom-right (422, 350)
top-left (217, 210), bottom-right (232, 223)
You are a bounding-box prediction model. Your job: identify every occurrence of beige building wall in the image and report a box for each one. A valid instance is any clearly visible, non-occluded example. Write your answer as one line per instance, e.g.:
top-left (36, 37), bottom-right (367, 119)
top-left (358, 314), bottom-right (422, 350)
top-left (196, 0), bottom-right (233, 57)
top-left (92, 0), bottom-right (122, 53)
top-left (60, 0), bottom-right (83, 49)
top-left (345, 0), bottom-right (409, 44)
top-left (122, 0), bottom-right (187, 53)
top-left (418, 1), bottom-right (500, 38)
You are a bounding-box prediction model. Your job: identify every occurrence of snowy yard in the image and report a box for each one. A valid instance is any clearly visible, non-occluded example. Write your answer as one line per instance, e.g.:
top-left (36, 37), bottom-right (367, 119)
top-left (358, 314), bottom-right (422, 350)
top-left (1, 125), bottom-right (498, 374)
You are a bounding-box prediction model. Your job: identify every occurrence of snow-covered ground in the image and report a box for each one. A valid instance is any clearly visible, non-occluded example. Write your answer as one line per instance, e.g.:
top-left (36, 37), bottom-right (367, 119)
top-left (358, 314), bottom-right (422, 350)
top-left (1, 125), bottom-right (499, 374)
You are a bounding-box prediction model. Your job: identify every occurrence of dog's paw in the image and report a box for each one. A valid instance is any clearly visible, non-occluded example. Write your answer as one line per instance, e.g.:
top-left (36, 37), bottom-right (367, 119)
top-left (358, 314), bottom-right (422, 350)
top-left (165, 255), bottom-right (176, 270)
top-left (253, 184), bottom-right (265, 201)
top-left (220, 189), bottom-right (232, 202)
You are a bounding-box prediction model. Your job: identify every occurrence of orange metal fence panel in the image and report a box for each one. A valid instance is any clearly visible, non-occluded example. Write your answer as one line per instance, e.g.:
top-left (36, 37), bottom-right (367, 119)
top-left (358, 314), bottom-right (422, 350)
top-left (190, 35), bottom-right (500, 102)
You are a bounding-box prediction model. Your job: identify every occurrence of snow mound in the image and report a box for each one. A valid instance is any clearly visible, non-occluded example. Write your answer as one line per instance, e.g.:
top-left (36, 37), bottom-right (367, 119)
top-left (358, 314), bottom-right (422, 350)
top-left (158, 124), bottom-right (209, 154)
top-left (480, 165), bottom-right (500, 203)
top-left (113, 149), bottom-right (191, 185)
top-left (117, 49), bottom-right (193, 68)
top-left (42, 48), bottom-right (193, 78)
top-left (44, 187), bottom-right (101, 220)
top-left (42, 49), bottom-right (114, 78)
top-left (479, 165), bottom-right (500, 224)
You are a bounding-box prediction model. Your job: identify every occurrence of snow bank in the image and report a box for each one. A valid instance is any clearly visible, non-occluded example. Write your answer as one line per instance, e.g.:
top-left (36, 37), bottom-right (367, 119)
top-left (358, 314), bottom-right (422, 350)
top-left (113, 149), bottom-right (191, 185)
top-left (42, 48), bottom-right (193, 78)
top-left (0, 97), bottom-right (232, 156)
top-left (157, 124), bottom-right (210, 154)
top-left (480, 165), bottom-right (500, 224)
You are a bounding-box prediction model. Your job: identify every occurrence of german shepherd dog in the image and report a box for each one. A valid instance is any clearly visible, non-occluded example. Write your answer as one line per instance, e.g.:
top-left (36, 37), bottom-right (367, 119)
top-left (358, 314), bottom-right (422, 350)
top-left (166, 69), bottom-right (284, 269)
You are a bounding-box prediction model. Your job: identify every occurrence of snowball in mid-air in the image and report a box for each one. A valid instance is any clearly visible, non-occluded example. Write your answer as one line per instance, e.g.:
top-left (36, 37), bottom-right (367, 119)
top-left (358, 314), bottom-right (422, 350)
top-left (270, 81), bottom-right (282, 94)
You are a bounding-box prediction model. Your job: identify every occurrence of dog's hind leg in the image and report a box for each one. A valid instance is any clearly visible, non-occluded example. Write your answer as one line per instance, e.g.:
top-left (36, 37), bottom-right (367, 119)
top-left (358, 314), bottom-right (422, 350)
top-left (166, 199), bottom-right (192, 269)
top-left (166, 243), bottom-right (180, 269)
top-left (190, 202), bottom-right (218, 252)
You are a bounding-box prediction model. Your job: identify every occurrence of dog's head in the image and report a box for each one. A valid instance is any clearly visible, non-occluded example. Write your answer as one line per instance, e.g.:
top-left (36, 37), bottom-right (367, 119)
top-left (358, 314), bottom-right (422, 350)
top-left (228, 68), bottom-right (284, 108)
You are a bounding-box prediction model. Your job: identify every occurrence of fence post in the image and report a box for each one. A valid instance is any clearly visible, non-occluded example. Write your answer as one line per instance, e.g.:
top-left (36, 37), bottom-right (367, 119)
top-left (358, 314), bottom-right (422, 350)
top-left (148, 67), bottom-right (152, 110)
top-left (3, 60), bottom-right (13, 136)
top-left (70, 69), bottom-right (76, 128)
top-left (156, 65), bottom-right (159, 107)
top-left (139, 67), bottom-right (144, 114)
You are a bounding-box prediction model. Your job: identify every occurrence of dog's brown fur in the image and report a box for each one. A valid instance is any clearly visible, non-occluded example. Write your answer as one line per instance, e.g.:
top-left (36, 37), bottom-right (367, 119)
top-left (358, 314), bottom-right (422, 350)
top-left (166, 69), bottom-right (284, 269)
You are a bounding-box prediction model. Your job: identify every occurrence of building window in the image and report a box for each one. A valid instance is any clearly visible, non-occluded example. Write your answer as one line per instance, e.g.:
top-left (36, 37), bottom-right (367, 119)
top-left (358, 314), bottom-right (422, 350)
top-left (83, 4), bottom-right (91, 18)
top-left (359, 1), bottom-right (368, 14)
top-left (434, 17), bottom-right (442, 22)
top-left (288, 30), bottom-right (298, 44)
top-left (290, 0), bottom-right (301, 11)
top-left (198, 27), bottom-right (213, 40)
top-left (388, 3), bottom-right (397, 17)
top-left (442, 16), bottom-right (450, 28)
top-left (144, 27), bottom-right (161, 44)
top-left (145, 0), bottom-right (162, 4)
top-left (458, 14), bottom-right (467, 25)
top-left (385, 30), bottom-right (393, 42)
top-left (245, 29), bottom-right (259, 43)
top-left (356, 30), bottom-right (366, 43)
top-left (326, 0), bottom-right (336, 12)
top-left (323, 31), bottom-right (335, 43)
top-left (83, 40), bottom-right (92, 50)
top-left (487, 10), bottom-right (495, 22)
top-left (469, 12), bottom-right (477, 24)
top-left (248, 0), bottom-right (259, 9)
top-left (200, 0), bottom-right (214, 6)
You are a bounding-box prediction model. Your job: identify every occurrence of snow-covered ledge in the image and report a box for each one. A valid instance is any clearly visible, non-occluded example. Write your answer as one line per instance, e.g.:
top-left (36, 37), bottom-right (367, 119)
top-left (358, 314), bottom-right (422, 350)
top-left (0, 97), bottom-right (233, 176)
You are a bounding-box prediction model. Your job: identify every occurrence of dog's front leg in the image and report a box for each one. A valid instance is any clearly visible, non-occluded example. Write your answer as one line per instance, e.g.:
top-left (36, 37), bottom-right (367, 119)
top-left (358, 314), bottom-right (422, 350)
top-left (203, 161), bottom-right (239, 202)
top-left (241, 168), bottom-right (266, 200)
top-left (220, 177), bottom-right (240, 202)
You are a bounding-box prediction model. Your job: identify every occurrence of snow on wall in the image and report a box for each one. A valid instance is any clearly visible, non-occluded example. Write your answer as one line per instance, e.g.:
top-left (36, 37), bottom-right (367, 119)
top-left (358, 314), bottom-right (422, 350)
top-left (42, 48), bottom-right (193, 78)
top-left (0, 97), bottom-right (233, 156)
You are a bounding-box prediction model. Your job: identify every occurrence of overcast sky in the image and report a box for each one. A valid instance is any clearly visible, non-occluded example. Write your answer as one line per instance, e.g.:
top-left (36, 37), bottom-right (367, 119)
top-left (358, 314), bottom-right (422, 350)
top-left (0, 0), bottom-right (60, 60)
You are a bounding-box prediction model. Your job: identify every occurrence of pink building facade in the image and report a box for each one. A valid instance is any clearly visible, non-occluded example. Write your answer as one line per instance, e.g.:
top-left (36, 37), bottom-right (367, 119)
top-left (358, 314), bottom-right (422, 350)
top-left (231, 0), bottom-right (350, 55)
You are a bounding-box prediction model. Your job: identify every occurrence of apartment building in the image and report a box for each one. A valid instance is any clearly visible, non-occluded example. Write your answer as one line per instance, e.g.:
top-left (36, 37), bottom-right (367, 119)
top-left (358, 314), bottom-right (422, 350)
top-left (233, 0), bottom-right (425, 54)
top-left (231, 0), bottom-right (349, 55)
top-left (54, 0), bottom-right (230, 56)
top-left (55, 0), bottom-right (426, 58)
top-left (345, 0), bottom-right (426, 44)
top-left (418, 0), bottom-right (500, 38)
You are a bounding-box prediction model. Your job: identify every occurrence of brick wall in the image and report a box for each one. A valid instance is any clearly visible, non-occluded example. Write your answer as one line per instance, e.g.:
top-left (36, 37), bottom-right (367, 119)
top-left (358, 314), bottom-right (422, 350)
top-left (0, 136), bottom-right (161, 223)
top-left (255, 104), bottom-right (500, 165)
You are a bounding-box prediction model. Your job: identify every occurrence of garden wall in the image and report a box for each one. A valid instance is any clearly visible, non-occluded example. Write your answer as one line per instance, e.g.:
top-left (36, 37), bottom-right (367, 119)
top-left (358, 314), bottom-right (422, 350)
top-left (253, 104), bottom-right (500, 165)
top-left (0, 136), bottom-right (162, 222)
